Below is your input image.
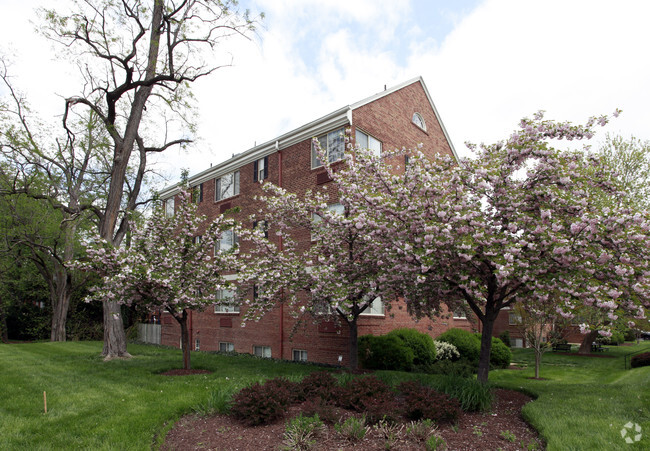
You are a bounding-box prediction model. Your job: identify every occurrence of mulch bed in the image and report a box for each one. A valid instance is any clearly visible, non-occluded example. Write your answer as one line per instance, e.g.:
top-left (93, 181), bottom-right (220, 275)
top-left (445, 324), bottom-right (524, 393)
top-left (161, 388), bottom-right (543, 450)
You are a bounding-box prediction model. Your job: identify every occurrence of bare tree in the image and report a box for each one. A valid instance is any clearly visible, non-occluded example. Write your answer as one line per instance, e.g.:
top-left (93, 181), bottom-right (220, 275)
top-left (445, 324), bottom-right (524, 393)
top-left (0, 1), bottom-right (259, 358)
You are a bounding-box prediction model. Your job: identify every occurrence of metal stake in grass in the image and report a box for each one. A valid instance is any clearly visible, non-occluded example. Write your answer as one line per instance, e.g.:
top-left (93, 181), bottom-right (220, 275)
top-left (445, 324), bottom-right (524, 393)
top-left (43, 391), bottom-right (47, 414)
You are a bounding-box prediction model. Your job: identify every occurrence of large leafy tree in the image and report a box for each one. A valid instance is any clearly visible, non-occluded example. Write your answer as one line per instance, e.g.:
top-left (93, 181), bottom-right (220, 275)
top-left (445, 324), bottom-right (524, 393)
top-left (83, 190), bottom-right (238, 370)
top-left (333, 111), bottom-right (650, 383)
top-left (238, 180), bottom-right (395, 370)
top-left (1, 1), bottom-right (259, 358)
top-left (599, 134), bottom-right (650, 210)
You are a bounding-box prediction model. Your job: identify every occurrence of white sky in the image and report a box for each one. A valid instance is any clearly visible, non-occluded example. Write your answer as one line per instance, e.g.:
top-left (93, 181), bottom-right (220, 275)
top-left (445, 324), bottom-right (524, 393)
top-left (1, 0), bottom-right (649, 190)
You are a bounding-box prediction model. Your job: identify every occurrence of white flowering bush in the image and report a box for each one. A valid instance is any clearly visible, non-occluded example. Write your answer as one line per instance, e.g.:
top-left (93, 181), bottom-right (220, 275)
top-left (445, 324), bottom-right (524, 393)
top-left (433, 341), bottom-right (460, 361)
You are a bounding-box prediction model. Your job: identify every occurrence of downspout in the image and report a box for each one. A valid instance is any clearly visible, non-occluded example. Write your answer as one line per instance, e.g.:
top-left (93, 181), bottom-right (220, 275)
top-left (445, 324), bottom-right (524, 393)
top-left (277, 141), bottom-right (285, 360)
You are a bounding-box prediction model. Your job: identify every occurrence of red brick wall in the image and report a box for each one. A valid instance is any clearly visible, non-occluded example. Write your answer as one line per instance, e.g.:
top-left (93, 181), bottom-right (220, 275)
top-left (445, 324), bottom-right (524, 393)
top-left (160, 80), bottom-right (470, 366)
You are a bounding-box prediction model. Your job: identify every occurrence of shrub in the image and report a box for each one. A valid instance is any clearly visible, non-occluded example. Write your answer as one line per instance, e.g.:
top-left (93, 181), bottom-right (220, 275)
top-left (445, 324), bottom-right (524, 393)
top-left (337, 375), bottom-right (393, 412)
top-left (631, 352), bottom-right (650, 368)
top-left (387, 328), bottom-right (437, 366)
top-left (230, 378), bottom-right (296, 425)
top-left (299, 371), bottom-right (339, 402)
top-left (426, 434), bottom-right (448, 451)
top-left (489, 337), bottom-right (512, 369)
top-left (301, 397), bottom-right (340, 424)
top-left (499, 330), bottom-right (511, 347)
top-left (433, 341), bottom-right (460, 361)
top-left (398, 381), bottom-right (461, 423)
top-left (623, 328), bottom-right (636, 342)
top-left (358, 334), bottom-right (414, 371)
top-left (436, 328), bottom-right (480, 364)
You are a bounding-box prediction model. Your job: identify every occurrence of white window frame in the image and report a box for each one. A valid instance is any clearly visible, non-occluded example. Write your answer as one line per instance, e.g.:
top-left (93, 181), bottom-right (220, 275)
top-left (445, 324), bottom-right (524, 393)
top-left (509, 311), bottom-right (522, 325)
top-left (194, 338), bottom-right (200, 351)
top-left (214, 289), bottom-right (239, 313)
top-left (412, 112), bottom-right (426, 131)
top-left (510, 338), bottom-right (523, 348)
top-left (215, 229), bottom-right (239, 254)
top-left (215, 171), bottom-right (240, 201)
top-left (256, 157), bottom-right (266, 182)
top-left (360, 297), bottom-right (385, 316)
top-left (164, 197), bottom-right (174, 217)
top-left (219, 342), bottom-right (235, 352)
top-left (292, 349), bottom-right (308, 362)
top-left (253, 345), bottom-right (271, 358)
top-left (311, 128), bottom-right (345, 168)
top-left (355, 129), bottom-right (382, 157)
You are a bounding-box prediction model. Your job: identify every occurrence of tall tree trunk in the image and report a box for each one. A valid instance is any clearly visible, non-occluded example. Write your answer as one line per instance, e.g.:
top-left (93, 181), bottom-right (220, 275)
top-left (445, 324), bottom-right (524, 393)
top-left (102, 300), bottom-right (130, 359)
top-left (0, 299), bottom-right (8, 343)
top-left (477, 316), bottom-right (496, 384)
top-left (347, 318), bottom-right (359, 370)
top-left (99, 0), bottom-right (164, 360)
top-left (50, 266), bottom-right (72, 341)
top-left (579, 330), bottom-right (599, 354)
top-left (534, 350), bottom-right (541, 379)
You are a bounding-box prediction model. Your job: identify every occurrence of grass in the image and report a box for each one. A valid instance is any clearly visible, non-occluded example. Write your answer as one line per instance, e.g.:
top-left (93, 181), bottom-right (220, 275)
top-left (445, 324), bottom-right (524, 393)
top-left (490, 342), bottom-right (650, 450)
top-left (0, 341), bottom-right (317, 450)
top-left (1, 340), bottom-right (648, 450)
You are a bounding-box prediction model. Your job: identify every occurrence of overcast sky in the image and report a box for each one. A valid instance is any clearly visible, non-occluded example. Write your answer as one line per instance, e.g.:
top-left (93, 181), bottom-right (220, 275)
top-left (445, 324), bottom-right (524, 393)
top-left (1, 0), bottom-right (649, 189)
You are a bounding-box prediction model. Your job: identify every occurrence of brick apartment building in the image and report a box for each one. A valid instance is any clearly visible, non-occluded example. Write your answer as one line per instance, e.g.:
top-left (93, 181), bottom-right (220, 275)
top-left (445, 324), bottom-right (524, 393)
top-left (157, 77), bottom-right (476, 367)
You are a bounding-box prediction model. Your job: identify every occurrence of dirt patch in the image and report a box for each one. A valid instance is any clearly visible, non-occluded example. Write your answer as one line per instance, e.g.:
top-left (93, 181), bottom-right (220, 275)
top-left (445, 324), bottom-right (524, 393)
top-left (161, 388), bottom-right (543, 450)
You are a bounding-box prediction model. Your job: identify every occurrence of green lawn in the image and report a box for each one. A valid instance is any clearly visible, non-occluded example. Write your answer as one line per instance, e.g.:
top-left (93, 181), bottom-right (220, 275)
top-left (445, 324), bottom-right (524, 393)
top-left (0, 341), bottom-right (648, 450)
top-left (490, 343), bottom-right (650, 450)
top-left (0, 341), bottom-right (317, 450)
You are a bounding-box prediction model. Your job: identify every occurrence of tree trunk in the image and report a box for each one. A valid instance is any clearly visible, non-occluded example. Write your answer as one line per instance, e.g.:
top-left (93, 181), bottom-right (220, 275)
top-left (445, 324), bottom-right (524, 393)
top-left (534, 350), bottom-right (541, 379)
top-left (178, 310), bottom-right (191, 370)
top-left (0, 299), bottom-right (8, 343)
top-left (102, 300), bottom-right (131, 359)
top-left (477, 316), bottom-right (496, 384)
top-left (347, 318), bottom-right (359, 370)
top-left (579, 330), bottom-right (599, 354)
top-left (50, 267), bottom-right (72, 342)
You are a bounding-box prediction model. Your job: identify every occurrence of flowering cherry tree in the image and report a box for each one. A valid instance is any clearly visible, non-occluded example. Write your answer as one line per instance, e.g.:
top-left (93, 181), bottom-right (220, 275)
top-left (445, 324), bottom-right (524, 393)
top-left (238, 181), bottom-right (398, 370)
top-left (83, 191), bottom-right (238, 369)
top-left (331, 112), bottom-right (650, 383)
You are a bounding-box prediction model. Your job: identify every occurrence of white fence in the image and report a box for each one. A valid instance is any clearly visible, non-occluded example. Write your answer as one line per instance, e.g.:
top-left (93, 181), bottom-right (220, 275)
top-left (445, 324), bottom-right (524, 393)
top-left (137, 323), bottom-right (161, 345)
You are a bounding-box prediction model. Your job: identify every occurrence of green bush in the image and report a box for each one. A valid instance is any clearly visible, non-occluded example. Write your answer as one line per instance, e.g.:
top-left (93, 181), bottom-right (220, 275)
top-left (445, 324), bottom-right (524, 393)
top-left (623, 328), bottom-right (637, 342)
top-left (387, 328), bottom-right (437, 366)
top-left (358, 334), bottom-right (414, 371)
top-left (489, 337), bottom-right (512, 369)
top-left (436, 328), bottom-right (480, 363)
top-left (499, 330), bottom-right (511, 347)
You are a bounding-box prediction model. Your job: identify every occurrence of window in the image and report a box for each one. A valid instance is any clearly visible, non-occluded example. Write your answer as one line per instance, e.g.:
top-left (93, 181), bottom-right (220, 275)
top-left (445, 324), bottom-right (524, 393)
top-left (360, 297), bottom-right (384, 316)
top-left (214, 289), bottom-right (239, 313)
top-left (509, 312), bottom-right (522, 325)
top-left (219, 342), bottom-right (234, 352)
top-left (355, 129), bottom-right (382, 156)
top-left (193, 235), bottom-right (202, 245)
top-left (253, 220), bottom-right (268, 238)
top-left (164, 197), bottom-right (174, 217)
top-left (412, 112), bottom-right (426, 131)
top-left (293, 349), bottom-right (308, 362)
top-left (215, 171), bottom-right (240, 201)
top-left (253, 345), bottom-right (271, 358)
top-left (312, 128), bottom-right (345, 168)
top-left (453, 307), bottom-right (467, 319)
top-left (254, 156), bottom-right (269, 182)
top-left (215, 229), bottom-right (238, 253)
top-left (195, 338), bottom-right (200, 351)
top-left (312, 203), bottom-right (344, 239)
top-left (510, 338), bottom-right (523, 348)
